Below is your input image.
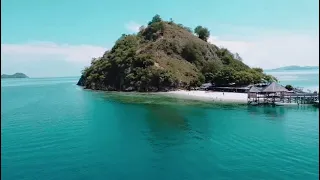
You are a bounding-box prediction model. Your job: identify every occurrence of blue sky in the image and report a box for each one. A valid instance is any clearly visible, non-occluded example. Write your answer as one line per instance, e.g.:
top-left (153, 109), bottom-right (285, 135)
top-left (1, 0), bottom-right (319, 77)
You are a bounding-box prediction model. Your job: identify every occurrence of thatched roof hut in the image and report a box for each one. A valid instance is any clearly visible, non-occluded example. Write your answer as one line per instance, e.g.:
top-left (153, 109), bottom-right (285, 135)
top-left (262, 82), bottom-right (288, 93)
top-left (249, 86), bottom-right (261, 93)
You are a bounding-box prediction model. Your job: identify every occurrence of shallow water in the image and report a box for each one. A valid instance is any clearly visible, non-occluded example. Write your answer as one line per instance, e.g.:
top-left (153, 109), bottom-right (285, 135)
top-left (1, 76), bottom-right (319, 180)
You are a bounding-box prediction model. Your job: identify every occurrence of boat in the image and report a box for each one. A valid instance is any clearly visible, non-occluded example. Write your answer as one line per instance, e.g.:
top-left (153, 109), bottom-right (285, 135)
top-left (274, 102), bottom-right (299, 106)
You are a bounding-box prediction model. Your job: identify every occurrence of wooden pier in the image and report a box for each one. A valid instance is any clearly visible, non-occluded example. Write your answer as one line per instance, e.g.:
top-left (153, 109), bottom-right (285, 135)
top-left (247, 82), bottom-right (319, 106)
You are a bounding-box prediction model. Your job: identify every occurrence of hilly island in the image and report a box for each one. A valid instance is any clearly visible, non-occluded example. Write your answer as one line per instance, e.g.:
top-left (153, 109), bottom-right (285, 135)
top-left (1, 73), bottom-right (28, 78)
top-left (77, 15), bottom-right (277, 92)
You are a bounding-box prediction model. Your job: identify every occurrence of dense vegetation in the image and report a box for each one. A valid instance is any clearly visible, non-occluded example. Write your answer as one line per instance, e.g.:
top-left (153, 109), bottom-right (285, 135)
top-left (285, 85), bottom-right (294, 91)
top-left (78, 15), bottom-right (277, 92)
top-left (1, 73), bottom-right (28, 78)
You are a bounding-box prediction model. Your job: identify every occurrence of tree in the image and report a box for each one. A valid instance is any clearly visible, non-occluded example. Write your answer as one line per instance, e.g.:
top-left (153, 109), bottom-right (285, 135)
top-left (181, 42), bottom-right (202, 63)
top-left (252, 67), bottom-right (263, 73)
top-left (194, 26), bottom-right (210, 41)
top-left (148, 14), bottom-right (162, 25)
top-left (90, 57), bottom-right (99, 65)
top-left (202, 61), bottom-right (223, 74)
top-left (139, 25), bottom-right (145, 32)
top-left (234, 71), bottom-right (254, 85)
top-left (248, 69), bottom-right (263, 83)
top-left (142, 21), bottom-right (165, 41)
top-left (285, 85), bottom-right (293, 91)
top-left (263, 74), bottom-right (278, 83)
top-left (169, 18), bottom-right (174, 24)
top-left (234, 53), bottom-right (242, 61)
top-left (204, 72), bottom-right (215, 83)
top-left (177, 24), bottom-right (192, 33)
top-left (212, 67), bottom-right (236, 85)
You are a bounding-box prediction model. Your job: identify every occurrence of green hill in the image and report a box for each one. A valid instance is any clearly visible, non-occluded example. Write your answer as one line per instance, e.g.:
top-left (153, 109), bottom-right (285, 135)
top-left (1, 73), bottom-right (29, 78)
top-left (77, 15), bottom-right (277, 92)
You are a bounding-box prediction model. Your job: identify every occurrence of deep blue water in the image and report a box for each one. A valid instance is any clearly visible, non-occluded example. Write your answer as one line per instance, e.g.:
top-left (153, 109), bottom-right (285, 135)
top-left (1, 76), bottom-right (319, 180)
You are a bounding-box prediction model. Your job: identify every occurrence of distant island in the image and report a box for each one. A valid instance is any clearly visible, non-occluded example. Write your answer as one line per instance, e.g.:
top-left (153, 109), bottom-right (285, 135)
top-left (1, 73), bottom-right (29, 78)
top-left (77, 15), bottom-right (277, 92)
top-left (266, 66), bottom-right (319, 71)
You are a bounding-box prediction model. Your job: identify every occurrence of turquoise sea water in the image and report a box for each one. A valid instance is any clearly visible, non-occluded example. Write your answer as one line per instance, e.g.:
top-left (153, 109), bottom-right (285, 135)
top-left (265, 70), bottom-right (319, 92)
top-left (1, 72), bottom-right (319, 180)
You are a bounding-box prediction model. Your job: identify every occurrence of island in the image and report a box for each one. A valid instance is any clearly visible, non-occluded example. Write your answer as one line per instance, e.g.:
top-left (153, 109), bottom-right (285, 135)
top-left (1, 73), bottom-right (29, 78)
top-left (266, 66), bottom-right (319, 71)
top-left (77, 15), bottom-right (277, 92)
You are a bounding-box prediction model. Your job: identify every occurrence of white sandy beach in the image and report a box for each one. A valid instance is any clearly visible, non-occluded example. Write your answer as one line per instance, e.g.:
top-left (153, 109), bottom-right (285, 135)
top-left (162, 90), bottom-right (248, 103)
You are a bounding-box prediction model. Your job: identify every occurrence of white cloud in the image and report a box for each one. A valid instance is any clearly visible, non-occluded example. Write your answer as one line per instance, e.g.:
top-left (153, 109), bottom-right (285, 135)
top-left (125, 21), bottom-right (141, 33)
top-left (208, 32), bottom-right (319, 69)
top-left (1, 30), bottom-right (318, 77)
top-left (1, 41), bottom-right (107, 64)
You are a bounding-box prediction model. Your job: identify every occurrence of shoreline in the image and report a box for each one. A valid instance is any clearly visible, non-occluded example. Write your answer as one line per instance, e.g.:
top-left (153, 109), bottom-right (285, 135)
top-left (159, 90), bottom-right (248, 104)
top-left (78, 86), bottom-right (318, 106)
top-left (79, 86), bottom-right (248, 104)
